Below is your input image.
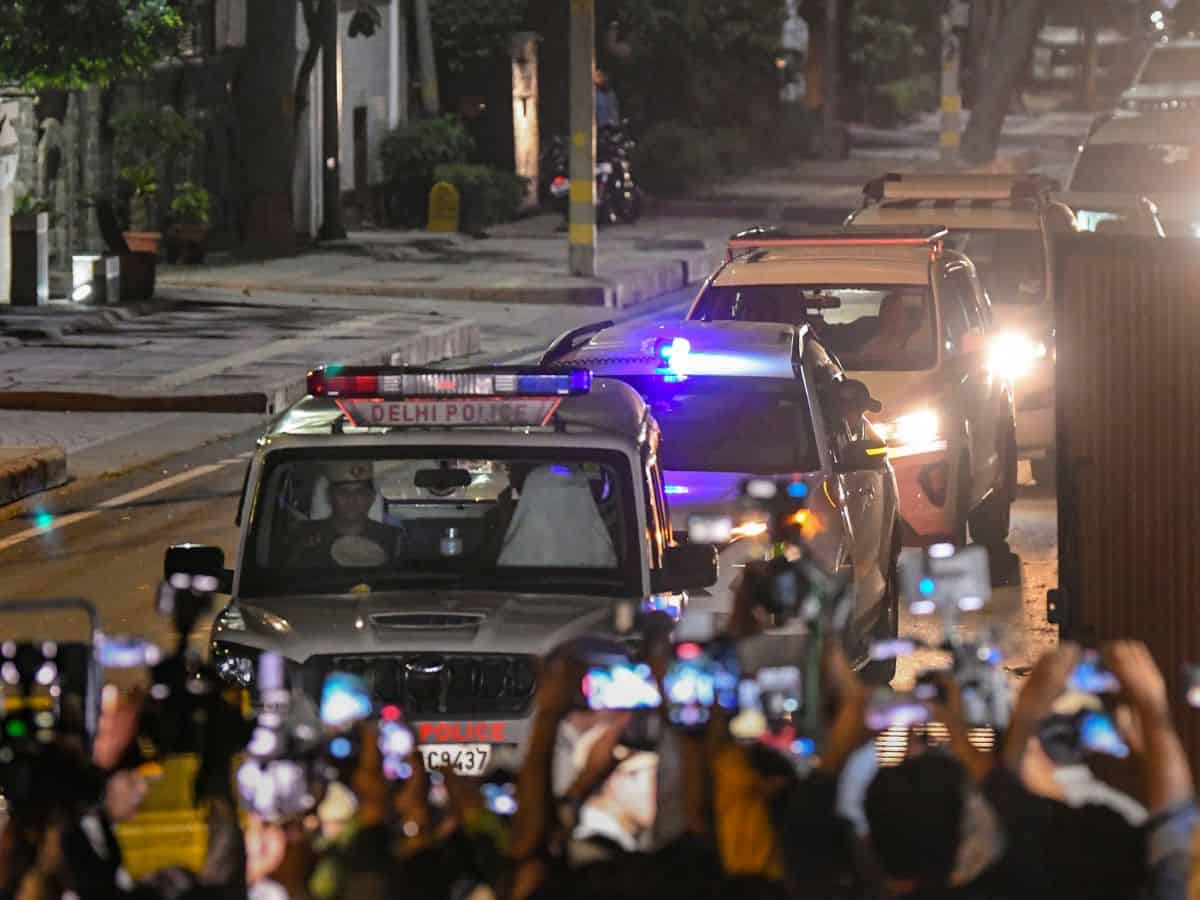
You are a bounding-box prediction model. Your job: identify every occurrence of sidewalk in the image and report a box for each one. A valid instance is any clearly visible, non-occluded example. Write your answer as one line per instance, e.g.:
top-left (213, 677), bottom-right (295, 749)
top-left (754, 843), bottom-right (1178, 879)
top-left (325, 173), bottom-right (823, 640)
top-left (0, 295), bottom-right (479, 498)
top-left (158, 215), bottom-right (734, 309)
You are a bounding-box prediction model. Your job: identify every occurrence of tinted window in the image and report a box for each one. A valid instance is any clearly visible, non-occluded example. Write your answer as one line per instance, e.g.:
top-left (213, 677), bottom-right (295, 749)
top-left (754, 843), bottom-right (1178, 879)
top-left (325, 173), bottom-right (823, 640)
top-left (945, 230), bottom-right (1047, 305)
top-left (617, 376), bottom-right (820, 474)
top-left (1070, 143), bottom-right (1200, 195)
top-left (692, 284), bottom-right (937, 372)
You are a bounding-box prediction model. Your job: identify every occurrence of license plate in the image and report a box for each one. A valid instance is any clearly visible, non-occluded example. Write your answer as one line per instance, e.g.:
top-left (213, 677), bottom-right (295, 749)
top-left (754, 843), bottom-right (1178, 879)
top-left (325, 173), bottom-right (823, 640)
top-left (419, 743), bottom-right (490, 776)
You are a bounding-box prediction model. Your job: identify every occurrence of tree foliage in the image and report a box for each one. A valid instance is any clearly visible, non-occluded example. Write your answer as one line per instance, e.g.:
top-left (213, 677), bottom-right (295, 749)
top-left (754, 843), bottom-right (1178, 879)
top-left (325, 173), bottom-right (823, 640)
top-left (432, 0), bottom-right (528, 73)
top-left (0, 0), bottom-right (185, 90)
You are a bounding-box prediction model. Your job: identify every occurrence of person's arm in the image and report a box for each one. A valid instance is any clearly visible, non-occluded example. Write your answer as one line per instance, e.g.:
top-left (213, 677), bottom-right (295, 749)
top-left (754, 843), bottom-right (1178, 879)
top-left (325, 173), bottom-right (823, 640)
top-left (931, 673), bottom-right (996, 784)
top-left (508, 653), bottom-right (584, 900)
top-left (1104, 641), bottom-right (1197, 900)
top-left (1001, 643), bottom-right (1081, 774)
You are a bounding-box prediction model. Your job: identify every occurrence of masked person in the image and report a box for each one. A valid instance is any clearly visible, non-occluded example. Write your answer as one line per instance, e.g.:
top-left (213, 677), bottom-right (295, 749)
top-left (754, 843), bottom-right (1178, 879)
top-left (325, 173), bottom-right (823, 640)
top-left (290, 462), bottom-right (401, 568)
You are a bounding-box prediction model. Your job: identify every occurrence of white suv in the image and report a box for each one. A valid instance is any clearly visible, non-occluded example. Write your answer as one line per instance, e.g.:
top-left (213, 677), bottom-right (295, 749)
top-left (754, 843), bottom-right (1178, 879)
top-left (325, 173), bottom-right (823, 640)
top-left (846, 174), bottom-right (1078, 486)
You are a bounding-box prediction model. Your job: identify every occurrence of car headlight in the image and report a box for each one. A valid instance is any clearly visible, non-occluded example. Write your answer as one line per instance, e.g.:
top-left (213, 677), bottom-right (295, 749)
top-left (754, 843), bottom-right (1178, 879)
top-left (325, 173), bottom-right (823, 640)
top-left (873, 409), bottom-right (941, 446)
top-left (986, 332), bottom-right (1047, 381)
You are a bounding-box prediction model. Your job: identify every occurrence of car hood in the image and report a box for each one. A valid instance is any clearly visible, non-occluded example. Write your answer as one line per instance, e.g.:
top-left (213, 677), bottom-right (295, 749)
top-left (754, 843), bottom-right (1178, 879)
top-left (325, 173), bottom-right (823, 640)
top-left (1122, 82), bottom-right (1200, 101)
top-left (846, 369), bottom-right (945, 421)
top-left (217, 590), bottom-right (614, 659)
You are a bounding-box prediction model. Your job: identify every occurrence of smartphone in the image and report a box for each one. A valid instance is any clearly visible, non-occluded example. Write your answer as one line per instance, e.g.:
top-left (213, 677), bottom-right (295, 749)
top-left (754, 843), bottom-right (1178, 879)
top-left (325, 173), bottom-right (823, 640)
top-left (756, 666), bottom-right (803, 722)
top-left (1078, 710), bottom-right (1130, 758)
top-left (482, 781), bottom-right (517, 816)
top-left (663, 641), bottom-right (740, 730)
top-left (320, 672), bottom-right (372, 729)
top-left (1069, 651), bottom-right (1119, 695)
top-left (581, 662), bottom-right (662, 711)
top-left (378, 719), bottom-right (416, 782)
top-left (866, 692), bottom-right (932, 731)
top-left (98, 636), bottom-right (162, 669)
top-left (898, 544), bottom-right (991, 615)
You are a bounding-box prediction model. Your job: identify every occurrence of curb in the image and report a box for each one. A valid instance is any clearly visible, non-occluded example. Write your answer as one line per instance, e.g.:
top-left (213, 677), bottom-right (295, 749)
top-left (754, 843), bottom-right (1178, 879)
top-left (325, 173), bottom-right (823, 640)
top-left (0, 299), bottom-right (178, 340)
top-left (0, 447), bottom-right (68, 507)
top-left (157, 253), bottom-right (721, 309)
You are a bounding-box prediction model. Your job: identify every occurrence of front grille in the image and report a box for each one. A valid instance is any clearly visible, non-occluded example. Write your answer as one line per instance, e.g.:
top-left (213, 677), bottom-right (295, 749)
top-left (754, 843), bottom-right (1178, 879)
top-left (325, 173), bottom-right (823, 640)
top-left (305, 653), bottom-right (537, 716)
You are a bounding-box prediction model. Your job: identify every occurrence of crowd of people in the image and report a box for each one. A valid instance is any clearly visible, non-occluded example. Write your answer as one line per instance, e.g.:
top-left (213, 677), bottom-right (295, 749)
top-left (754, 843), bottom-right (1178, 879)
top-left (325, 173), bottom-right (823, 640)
top-left (2, 579), bottom-right (1196, 900)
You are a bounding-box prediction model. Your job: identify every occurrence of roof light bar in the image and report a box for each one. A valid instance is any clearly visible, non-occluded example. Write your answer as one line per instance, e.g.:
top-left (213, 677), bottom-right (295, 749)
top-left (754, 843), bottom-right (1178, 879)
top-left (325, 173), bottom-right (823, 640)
top-left (726, 226), bottom-right (948, 261)
top-left (307, 366), bottom-right (592, 399)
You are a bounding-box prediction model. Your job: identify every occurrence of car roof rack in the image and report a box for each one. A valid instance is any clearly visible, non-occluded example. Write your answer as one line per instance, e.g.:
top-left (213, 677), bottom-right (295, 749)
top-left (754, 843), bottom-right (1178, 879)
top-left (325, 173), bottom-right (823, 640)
top-left (726, 225), bottom-right (948, 260)
top-left (862, 172), bottom-right (1060, 204)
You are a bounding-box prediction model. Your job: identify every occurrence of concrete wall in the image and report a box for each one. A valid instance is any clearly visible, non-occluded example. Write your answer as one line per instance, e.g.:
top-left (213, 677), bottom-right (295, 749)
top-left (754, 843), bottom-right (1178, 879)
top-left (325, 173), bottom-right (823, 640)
top-left (338, 6), bottom-right (393, 191)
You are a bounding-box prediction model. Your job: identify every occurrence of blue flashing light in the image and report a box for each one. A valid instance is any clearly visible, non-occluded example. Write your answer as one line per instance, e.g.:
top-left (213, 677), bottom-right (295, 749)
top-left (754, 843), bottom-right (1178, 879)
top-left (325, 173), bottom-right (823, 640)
top-left (662, 373), bottom-right (689, 383)
top-left (550, 465), bottom-right (573, 476)
top-left (791, 737), bottom-right (816, 757)
top-left (330, 736), bottom-right (353, 759)
top-left (33, 511), bottom-right (53, 530)
top-left (786, 482), bottom-right (809, 499)
top-left (655, 337), bottom-right (691, 368)
top-left (514, 371), bottom-right (592, 395)
top-left (918, 577), bottom-right (936, 596)
top-left (664, 484), bottom-right (689, 495)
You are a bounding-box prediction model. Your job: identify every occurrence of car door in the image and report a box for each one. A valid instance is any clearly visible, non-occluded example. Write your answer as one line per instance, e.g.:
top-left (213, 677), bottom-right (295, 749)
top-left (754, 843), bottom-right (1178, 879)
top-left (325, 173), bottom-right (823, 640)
top-left (810, 352), bottom-right (887, 636)
top-left (941, 264), bottom-right (1001, 505)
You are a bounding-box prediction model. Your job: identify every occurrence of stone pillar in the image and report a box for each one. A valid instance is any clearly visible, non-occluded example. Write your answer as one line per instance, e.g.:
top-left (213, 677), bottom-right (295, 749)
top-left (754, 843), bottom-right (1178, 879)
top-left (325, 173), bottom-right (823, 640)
top-left (0, 99), bottom-right (22, 304)
top-left (511, 32), bottom-right (540, 212)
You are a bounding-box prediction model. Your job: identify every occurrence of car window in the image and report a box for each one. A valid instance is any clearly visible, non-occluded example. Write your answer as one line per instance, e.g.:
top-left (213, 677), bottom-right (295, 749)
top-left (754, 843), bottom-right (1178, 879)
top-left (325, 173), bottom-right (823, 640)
top-left (1071, 143), bottom-right (1200, 195)
top-left (242, 449), bottom-right (642, 598)
top-left (945, 230), bottom-right (1047, 305)
top-left (1139, 46), bottom-right (1200, 84)
top-left (692, 284), bottom-right (937, 372)
top-left (616, 376), bottom-right (821, 474)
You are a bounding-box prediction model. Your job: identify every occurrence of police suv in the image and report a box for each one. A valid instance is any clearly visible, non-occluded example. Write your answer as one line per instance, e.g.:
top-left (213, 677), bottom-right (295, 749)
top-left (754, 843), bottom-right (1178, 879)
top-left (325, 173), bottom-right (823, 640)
top-left (546, 319), bottom-right (903, 682)
top-left (166, 367), bottom-right (718, 774)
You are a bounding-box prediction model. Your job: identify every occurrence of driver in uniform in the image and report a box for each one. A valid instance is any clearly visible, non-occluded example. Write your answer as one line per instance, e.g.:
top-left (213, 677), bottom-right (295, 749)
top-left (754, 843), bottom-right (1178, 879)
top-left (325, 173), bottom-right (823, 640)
top-left (288, 461), bottom-right (401, 567)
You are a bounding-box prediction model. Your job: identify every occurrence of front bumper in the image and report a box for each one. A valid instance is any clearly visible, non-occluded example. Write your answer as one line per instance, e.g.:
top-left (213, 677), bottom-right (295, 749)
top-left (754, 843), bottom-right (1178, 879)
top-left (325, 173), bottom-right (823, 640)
top-left (889, 442), bottom-right (957, 545)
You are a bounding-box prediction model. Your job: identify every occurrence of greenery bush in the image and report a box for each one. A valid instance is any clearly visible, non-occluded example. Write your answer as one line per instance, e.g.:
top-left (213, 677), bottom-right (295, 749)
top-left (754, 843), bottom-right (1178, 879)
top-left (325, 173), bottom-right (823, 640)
top-left (431, 164), bottom-right (527, 231)
top-left (633, 122), bottom-right (720, 197)
top-left (762, 105), bottom-right (820, 164)
top-left (170, 181), bottom-right (211, 225)
top-left (381, 115), bottom-right (475, 183)
top-left (869, 75), bottom-right (939, 127)
top-left (711, 128), bottom-right (758, 176)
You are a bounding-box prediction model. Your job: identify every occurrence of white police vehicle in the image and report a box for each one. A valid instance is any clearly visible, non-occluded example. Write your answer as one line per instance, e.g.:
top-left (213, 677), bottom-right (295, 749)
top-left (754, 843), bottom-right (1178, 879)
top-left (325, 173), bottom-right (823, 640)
top-left (166, 366), bottom-right (718, 773)
top-left (545, 320), bottom-right (902, 682)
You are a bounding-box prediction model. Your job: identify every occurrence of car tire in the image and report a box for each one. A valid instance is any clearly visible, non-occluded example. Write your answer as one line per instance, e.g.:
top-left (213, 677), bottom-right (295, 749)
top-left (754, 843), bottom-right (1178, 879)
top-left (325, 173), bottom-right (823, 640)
top-left (969, 422), bottom-right (1017, 548)
top-left (861, 529), bottom-right (901, 686)
top-left (1031, 455), bottom-right (1056, 488)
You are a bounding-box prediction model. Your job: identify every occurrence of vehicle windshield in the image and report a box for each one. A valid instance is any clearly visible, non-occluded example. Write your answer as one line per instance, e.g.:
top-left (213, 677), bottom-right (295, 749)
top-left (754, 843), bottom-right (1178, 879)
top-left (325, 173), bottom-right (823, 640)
top-left (241, 449), bottom-right (641, 598)
top-left (944, 230), bottom-right (1047, 305)
top-left (1070, 143), bottom-right (1200, 196)
top-left (691, 284), bottom-right (937, 371)
top-left (1139, 47), bottom-right (1200, 84)
top-left (617, 376), bottom-right (820, 473)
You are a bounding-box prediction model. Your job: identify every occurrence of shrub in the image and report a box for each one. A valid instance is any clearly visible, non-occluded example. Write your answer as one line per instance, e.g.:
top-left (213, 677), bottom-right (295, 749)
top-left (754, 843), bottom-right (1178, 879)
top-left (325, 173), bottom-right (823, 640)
top-left (170, 181), bottom-right (211, 225)
top-left (872, 75), bottom-right (938, 126)
top-left (763, 105), bottom-right (820, 164)
top-left (712, 128), bottom-right (758, 176)
top-left (381, 115), bottom-right (475, 183)
top-left (633, 122), bottom-right (720, 197)
top-left (431, 164), bottom-right (527, 231)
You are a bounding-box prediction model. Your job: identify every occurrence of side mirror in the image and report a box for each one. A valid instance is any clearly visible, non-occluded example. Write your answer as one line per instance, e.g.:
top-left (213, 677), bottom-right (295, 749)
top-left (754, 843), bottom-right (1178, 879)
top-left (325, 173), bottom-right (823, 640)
top-left (651, 543), bottom-right (719, 595)
top-left (838, 378), bottom-right (882, 416)
top-left (164, 543), bottom-right (234, 594)
top-left (836, 436), bottom-right (889, 473)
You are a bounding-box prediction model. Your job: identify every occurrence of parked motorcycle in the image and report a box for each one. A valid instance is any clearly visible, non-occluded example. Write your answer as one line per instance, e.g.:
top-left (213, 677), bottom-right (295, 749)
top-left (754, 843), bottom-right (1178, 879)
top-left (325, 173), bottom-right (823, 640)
top-left (543, 122), bottom-right (642, 225)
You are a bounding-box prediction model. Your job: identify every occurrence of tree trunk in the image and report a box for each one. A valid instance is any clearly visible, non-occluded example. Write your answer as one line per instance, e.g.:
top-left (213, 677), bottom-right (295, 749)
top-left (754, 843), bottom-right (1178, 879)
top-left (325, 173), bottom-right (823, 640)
top-left (234, 0), bottom-right (297, 257)
top-left (318, 0), bottom-right (346, 240)
top-left (960, 0), bottom-right (1050, 165)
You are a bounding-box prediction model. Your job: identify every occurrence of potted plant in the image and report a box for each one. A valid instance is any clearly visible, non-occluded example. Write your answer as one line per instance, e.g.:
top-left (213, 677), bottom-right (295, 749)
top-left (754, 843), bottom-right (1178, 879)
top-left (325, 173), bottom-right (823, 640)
top-left (166, 181), bottom-right (211, 263)
top-left (119, 163), bottom-right (161, 254)
top-left (111, 106), bottom-right (202, 257)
